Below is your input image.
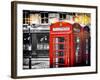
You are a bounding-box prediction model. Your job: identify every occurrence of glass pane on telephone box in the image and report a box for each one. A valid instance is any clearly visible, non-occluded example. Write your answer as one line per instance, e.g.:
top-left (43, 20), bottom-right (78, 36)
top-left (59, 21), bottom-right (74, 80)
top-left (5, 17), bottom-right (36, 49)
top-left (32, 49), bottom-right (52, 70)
top-left (53, 37), bottom-right (65, 67)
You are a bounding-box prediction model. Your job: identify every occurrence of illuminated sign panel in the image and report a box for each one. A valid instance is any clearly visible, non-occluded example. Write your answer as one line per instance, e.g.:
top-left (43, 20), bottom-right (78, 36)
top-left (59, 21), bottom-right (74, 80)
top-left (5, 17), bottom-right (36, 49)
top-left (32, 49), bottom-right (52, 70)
top-left (53, 27), bottom-right (70, 31)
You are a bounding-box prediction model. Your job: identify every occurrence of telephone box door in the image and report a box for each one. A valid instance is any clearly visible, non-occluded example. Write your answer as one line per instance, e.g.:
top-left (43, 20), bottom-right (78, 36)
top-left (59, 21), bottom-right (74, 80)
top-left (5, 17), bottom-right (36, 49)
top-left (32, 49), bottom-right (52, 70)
top-left (50, 34), bottom-right (73, 68)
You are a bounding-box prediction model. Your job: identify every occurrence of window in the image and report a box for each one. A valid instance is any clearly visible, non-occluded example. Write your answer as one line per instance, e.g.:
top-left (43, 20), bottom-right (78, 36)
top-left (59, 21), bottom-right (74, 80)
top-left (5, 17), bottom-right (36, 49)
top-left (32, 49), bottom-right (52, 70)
top-left (23, 10), bottom-right (30, 25)
top-left (59, 13), bottom-right (66, 20)
top-left (41, 13), bottom-right (48, 24)
top-left (86, 39), bottom-right (89, 54)
top-left (75, 37), bottom-right (80, 63)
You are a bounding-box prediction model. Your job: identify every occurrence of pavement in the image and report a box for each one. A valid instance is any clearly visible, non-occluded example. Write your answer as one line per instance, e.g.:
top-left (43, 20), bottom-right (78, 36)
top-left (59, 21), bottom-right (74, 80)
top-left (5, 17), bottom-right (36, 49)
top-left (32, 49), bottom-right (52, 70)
top-left (23, 58), bottom-right (49, 69)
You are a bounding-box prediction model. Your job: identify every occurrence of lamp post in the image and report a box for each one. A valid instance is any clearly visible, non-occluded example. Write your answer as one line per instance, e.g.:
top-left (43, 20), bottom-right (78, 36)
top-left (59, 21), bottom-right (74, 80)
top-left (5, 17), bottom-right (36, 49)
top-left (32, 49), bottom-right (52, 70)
top-left (28, 26), bottom-right (32, 69)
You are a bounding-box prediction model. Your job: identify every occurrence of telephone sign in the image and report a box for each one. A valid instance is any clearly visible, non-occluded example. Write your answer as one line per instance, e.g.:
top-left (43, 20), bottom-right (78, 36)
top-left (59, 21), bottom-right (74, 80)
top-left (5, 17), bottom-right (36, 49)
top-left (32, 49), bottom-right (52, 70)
top-left (53, 27), bottom-right (70, 31)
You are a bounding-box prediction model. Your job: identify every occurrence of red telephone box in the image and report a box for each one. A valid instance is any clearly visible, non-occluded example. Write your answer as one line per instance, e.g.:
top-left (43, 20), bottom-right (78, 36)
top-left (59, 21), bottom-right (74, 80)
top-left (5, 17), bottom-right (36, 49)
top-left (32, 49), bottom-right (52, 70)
top-left (83, 26), bottom-right (90, 66)
top-left (72, 23), bottom-right (83, 66)
top-left (49, 22), bottom-right (75, 68)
